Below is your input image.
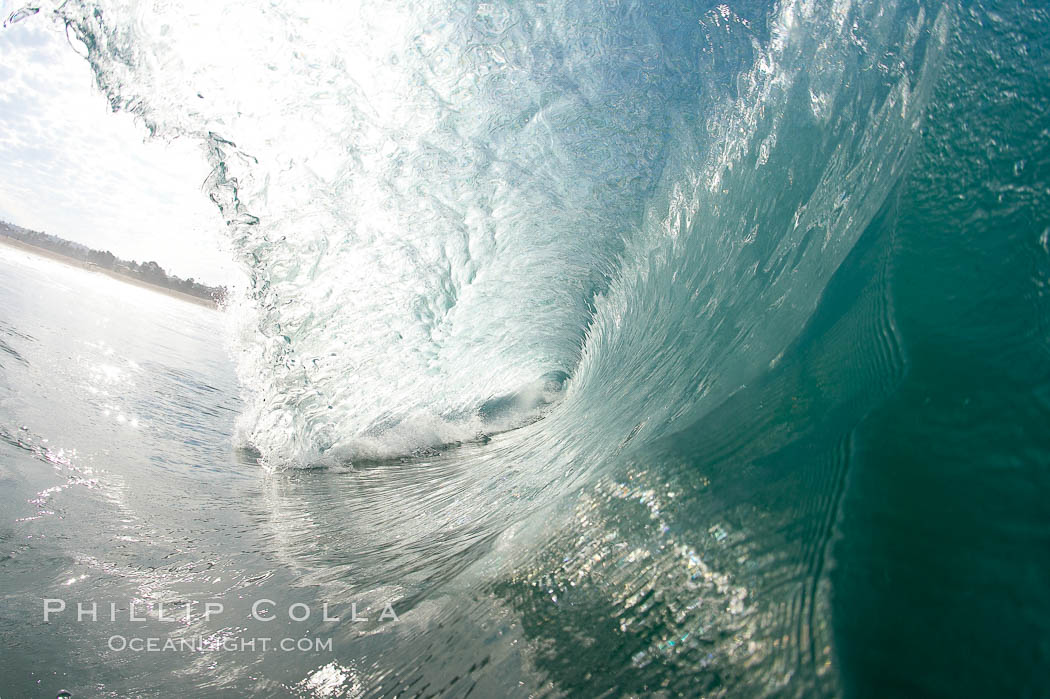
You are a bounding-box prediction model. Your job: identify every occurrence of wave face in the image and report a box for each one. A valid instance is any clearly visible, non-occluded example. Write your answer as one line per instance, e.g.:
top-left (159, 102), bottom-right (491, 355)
top-left (21, 0), bottom-right (1050, 695)
top-left (42, 0), bottom-right (941, 467)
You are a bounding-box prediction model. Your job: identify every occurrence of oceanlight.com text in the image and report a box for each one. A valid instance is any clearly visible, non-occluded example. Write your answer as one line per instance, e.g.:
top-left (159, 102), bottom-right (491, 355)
top-left (107, 635), bottom-right (335, 653)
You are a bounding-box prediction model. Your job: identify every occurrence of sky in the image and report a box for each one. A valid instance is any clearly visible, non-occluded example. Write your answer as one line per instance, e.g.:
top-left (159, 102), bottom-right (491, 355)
top-left (0, 8), bottom-right (238, 285)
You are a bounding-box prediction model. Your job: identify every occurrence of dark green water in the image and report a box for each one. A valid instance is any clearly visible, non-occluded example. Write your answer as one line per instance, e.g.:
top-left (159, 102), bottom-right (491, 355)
top-left (835, 9), bottom-right (1050, 692)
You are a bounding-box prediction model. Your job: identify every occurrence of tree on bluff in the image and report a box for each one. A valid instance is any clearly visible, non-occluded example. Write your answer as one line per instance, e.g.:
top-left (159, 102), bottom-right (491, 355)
top-left (138, 260), bottom-right (168, 283)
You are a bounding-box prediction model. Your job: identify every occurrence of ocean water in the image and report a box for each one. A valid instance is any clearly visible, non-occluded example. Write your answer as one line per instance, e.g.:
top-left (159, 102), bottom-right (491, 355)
top-left (2, 0), bottom-right (1050, 696)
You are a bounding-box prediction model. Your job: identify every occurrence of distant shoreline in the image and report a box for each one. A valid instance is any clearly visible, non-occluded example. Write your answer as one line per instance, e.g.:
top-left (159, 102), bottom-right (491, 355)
top-left (0, 235), bottom-right (220, 309)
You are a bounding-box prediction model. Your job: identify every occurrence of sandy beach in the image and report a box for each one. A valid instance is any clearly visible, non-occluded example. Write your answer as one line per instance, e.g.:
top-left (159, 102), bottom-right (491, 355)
top-left (0, 235), bottom-right (220, 309)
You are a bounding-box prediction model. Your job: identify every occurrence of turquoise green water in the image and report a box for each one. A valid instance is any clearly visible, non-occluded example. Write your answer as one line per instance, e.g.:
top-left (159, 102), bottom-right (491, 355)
top-left (1, 0), bottom-right (1049, 695)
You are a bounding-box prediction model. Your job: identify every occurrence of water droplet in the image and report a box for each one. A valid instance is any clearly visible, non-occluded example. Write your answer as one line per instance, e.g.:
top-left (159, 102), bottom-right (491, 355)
top-left (4, 7), bottom-right (39, 27)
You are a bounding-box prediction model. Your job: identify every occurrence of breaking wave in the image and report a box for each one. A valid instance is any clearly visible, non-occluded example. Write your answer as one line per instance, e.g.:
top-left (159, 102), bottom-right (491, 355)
top-left (26, 0), bottom-right (945, 468)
